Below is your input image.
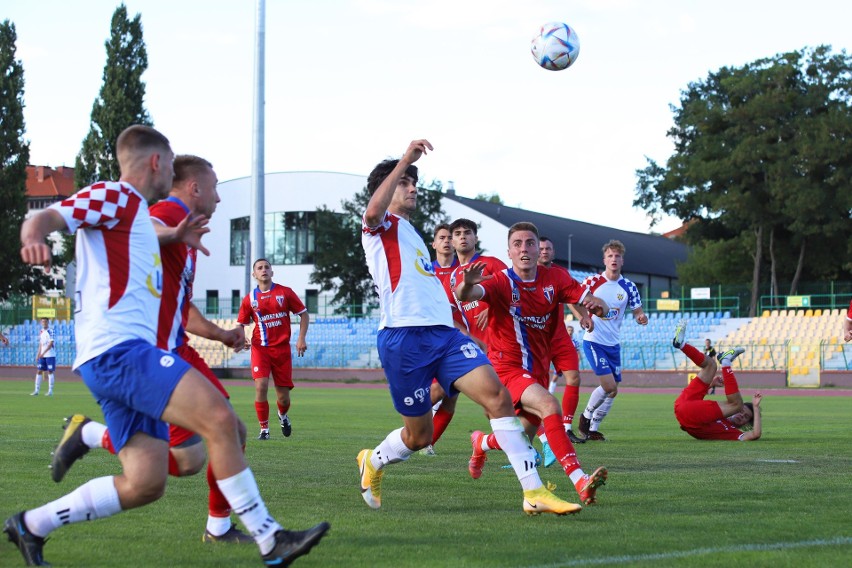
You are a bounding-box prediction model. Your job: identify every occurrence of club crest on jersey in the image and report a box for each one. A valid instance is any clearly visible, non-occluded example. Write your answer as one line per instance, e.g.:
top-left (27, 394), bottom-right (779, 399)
top-left (617, 292), bottom-right (624, 301)
top-left (543, 285), bottom-right (554, 304)
top-left (251, 300), bottom-right (258, 309)
top-left (511, 288), bottom-right (520, 304)
top-left (414, 253), bottom-right (435, 278)
top-left (276, 296), bottom-right (284, 307)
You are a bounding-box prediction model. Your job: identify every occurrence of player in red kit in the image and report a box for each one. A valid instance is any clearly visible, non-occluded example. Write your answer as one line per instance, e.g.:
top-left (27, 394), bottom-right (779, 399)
top-left (238, 259), bottom-right (309, 440)
top-left (843, 299), bottom-right (852, 342)
top-left (672, 320), bottom-right (762, 441)
top-left (456, 222), bottom-right (610, 505)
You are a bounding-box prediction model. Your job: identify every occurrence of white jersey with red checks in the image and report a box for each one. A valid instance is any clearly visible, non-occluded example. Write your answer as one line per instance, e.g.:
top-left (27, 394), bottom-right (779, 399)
top-left (150, 197), bottom-right (195, 350)
top-left (362, 212), bottom-right (454, 329)
top-left (581, 273), bottom-right (643, 346)
top-left (479, 265), bottom-right (589, 381)
top-left (50, 181), bottom-right (162, 369)
top-left (237, 283), bottom-right (306, 348)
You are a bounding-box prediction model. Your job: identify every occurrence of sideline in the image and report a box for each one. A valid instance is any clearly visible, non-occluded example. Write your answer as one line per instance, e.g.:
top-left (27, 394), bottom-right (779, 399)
top-left (527, 536), bottom-right (852, 567)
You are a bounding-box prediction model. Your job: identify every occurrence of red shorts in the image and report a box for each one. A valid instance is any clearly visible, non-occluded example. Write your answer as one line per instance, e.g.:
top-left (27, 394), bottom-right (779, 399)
top-left (495, 366), bottom-right (548, 428)
top-left (251, 345), bottom-right (294, 388)
top-left (169, 343), bottom-right (230, 447)
top-left (550, 323), bottom-right (579, 373)
top-left (674, 377), bottom-right (723, 429)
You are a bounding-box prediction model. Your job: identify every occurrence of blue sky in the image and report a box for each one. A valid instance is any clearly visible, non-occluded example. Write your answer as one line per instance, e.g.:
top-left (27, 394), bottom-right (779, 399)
top-left (5, 0), bottom-right (852, 233)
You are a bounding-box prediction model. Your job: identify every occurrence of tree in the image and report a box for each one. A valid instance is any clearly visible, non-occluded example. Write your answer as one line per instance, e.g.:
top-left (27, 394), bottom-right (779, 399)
top-left (59, 4), bottom-right (152, 267)
top-left (474, 192), bottom-right (504, 204)
top-left (75, 3), bottom-right (151, 189)
top-left (0, 20), bottom-right (53, 300)
top-left (635, 46), bottom-right (852, 315)
top-left (310, 180), bottom-right (448, 316)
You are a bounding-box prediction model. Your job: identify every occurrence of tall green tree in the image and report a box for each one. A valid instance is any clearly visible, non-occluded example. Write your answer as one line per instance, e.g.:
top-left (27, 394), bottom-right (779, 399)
top-left (635, 46), bottom-right (852, 315)
top-left (60, 4), bottom-right (151, 266)
top-left (0, 20), bottom-right (53, 300)
top-left (310, 180), bottom-right (448, 316)
top-left (75, 3), bottom-right (151, 189)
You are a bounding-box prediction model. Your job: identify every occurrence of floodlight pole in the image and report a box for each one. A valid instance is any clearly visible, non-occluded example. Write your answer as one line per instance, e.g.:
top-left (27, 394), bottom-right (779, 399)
top-left (249, 0), bottom-right (266, 268)
top-left (568, 234), bottom-right (573, 272)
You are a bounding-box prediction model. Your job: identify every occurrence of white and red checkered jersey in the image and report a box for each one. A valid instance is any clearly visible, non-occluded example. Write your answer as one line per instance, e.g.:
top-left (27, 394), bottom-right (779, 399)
top-left (581, 273), bottom-right (643, 346)
top-left (39, 328), bottom-right (56, 358)
top-left (478, 265), bottom-right (588, 381)
top-left (237, 283), bottom-right (306, 348)
top-left (150, 196), bottom-right (195, 351)
top-left (449, 253), bottom-right (508, 345)
top-left (50, 181), bottom-right (161, 369)
top-left (362, 212), bottom-right (453, 329)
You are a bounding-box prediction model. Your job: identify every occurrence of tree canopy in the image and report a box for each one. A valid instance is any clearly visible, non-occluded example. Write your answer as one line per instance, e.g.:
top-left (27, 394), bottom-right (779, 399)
top-left (635, 45), bottom-right (852, 315)
top-left (75, 3), bottom-right (151, 189)
top-left (310, 180), bottom-right (448, 316)
top-left (0, 20), bottom-right (53, 300)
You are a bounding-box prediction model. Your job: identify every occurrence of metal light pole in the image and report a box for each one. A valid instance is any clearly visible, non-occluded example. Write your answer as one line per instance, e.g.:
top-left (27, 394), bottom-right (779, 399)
top-left (249, 0), bottom-right (266, 270)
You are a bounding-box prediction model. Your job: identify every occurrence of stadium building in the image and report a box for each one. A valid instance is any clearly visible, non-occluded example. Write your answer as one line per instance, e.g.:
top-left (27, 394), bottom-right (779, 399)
top-left (194, 171), bottom-right (687, 315)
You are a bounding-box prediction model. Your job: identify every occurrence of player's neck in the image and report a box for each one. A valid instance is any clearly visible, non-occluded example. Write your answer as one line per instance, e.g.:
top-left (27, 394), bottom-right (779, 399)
top-left (256, 281), bottom-right (273, 292)
top-left (435, 252), bottom-right (454, 267)
top-left (387, 204), bottom-right (411, 221)
top-left (515, 265), bottom-right (537, 281)
top-left (457, 250), bottom-right (477, 265)
top-left (539, 261), bottom-right (552, 268)
top-left (604, 269), bottom-right (621, 280)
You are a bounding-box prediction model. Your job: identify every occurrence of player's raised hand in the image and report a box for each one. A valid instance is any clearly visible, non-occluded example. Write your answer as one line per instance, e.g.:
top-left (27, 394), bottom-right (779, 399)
top-left (403, 139), bottom-right (433, 165)
top-left (20, 242), bottom-right (53, 269)
top-left (462, 261), bottom-right (493, 286)
top-left (752, 392), bottom-right (762, 408)
top-left (175, 214), bottom-right (211, 256)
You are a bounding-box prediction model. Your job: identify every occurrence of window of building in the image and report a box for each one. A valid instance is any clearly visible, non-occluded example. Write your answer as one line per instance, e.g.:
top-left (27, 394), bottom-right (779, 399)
top-left (231, 289), bottom-right (241, 316)
top-left (230, 211), bottom-right (318, 266)
top-left (230, 217), bottom-right (250, 266)
top-left (206, 290), bottom-right (219, 317)
top-left (305, 289), bottom-right (318, 314)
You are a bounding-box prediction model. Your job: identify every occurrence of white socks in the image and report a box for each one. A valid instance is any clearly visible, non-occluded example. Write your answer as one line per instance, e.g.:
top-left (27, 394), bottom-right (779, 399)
top-left (24, 476), bottom-right (122, 537)
top-left (370, 427), bottom-right (414, 470)
top-left (217, 468), bottom-right (281, 554)
top-left (491, 417), bottom-right (541, 490)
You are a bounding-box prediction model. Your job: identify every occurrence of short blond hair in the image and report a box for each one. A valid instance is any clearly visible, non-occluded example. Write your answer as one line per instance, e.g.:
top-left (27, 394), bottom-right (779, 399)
top-left (602, 239), bottom-right (625, 256)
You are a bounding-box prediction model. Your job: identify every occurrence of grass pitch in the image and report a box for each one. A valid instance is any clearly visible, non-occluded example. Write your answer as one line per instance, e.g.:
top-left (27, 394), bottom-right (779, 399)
top-left (1, 380), bottom-right (850, 567)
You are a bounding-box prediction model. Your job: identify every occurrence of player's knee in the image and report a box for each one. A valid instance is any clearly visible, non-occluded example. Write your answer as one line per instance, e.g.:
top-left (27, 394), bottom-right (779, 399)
top-left (171, 444), bottom-right (206, 477)
top-left (121, 475), bottom-right (167, 508)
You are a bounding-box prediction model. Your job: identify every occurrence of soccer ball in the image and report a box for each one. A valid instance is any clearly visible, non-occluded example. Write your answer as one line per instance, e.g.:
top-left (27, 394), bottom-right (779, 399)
top-left (530, 22), bottom-right (580, 71)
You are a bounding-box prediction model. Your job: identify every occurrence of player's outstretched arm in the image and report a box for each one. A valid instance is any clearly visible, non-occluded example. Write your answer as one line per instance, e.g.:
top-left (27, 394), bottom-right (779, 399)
top-left (186, 303), bottom-right (244, 351)
top-left (741, 393), bottom-right (762, 441)
top-left (455, 262), bottom-right (489, 302)
top-left (154, 215), bottom-right (211, 256)
top-left (20, 209), bottom-right (66, 268)
top-left (364, 139), bottom-right (433, 227)
top-left (295, 312), bottom-right (309, 357)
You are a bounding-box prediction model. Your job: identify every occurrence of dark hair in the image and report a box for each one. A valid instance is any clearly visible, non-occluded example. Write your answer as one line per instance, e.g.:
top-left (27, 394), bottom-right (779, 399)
top-left (366, 159), bottom-right (418, 196)
top-left (508, 222), bottom-right (539, 243)
top-left (173, 155), bottom-right (213, 184)
top-left (743, 402), bottom-right (755, 427)
top-left (449, 218), bottom-right (478, 235)
top-left (252, 258), bottom-right (270, 269)
top-left (540, 236), bottom-right (553, 245)
top-left (433, 223), bottom-right (450, 237)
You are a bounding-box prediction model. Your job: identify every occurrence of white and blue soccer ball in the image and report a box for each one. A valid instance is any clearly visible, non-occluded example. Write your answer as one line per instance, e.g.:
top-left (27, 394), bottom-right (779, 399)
top-left (530, 22), bottom-right (580, 71)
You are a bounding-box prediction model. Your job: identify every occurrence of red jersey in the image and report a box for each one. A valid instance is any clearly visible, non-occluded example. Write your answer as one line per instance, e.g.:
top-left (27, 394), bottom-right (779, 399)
top-left (680, 419), bottom-right (744, 441)
top-left (847, 299), bottom-right (852, 320)
top-left (675, 377), bottom-right (744, 440)
top-left (478, 265), bottom-right (588, 382)
top-left (449, 253), bottom-right (508, 344)
top-left (150, 197), bottom-right (196, 350)
top-left (432, 258), bottom-right (458, 288)
top-left (237, 283), bottom-right (306, 348)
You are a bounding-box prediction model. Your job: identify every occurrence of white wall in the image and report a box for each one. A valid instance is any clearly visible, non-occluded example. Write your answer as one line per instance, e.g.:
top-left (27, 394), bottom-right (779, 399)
top-left (194, 172), bottom-right (514, 311)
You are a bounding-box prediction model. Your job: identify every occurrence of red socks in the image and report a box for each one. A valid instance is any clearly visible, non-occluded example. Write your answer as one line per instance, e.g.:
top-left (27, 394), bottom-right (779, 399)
top-left (431, 407), bottom-right (454, 444)
top-left (561, 384), bottom-right (580, 425)
top-left (207, 463), bottom-right (231, 517)
top-left (680, 343), bottom-right (706, 366)
top-left (255, 401), bottom-right (270, 430)
top-left (722, 366), bottom-right (739, 395)
top-left (543, 414), bottom-right (580, 475)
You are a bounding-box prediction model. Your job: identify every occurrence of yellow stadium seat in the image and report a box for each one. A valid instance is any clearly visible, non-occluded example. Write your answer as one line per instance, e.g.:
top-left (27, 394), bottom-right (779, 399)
top-left (813, 309), bottom-right (822, 317)
top-left (761, 310), bottom-right (770, 318)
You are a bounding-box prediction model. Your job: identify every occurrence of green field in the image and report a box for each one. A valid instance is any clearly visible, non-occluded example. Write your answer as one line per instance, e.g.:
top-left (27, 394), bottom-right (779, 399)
top-left (1, 380), bottom-right (851, 567)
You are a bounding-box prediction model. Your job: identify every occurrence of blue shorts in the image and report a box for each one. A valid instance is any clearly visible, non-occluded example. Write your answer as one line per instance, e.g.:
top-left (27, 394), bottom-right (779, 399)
top-left (377, 326), bottom-right (490, 417)
top-left (582, 340), bottom-right (622, 382)
top-left (37, 357), bottom-right (56, 372)
top-left (77, 339), bottom-right (191, 453)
